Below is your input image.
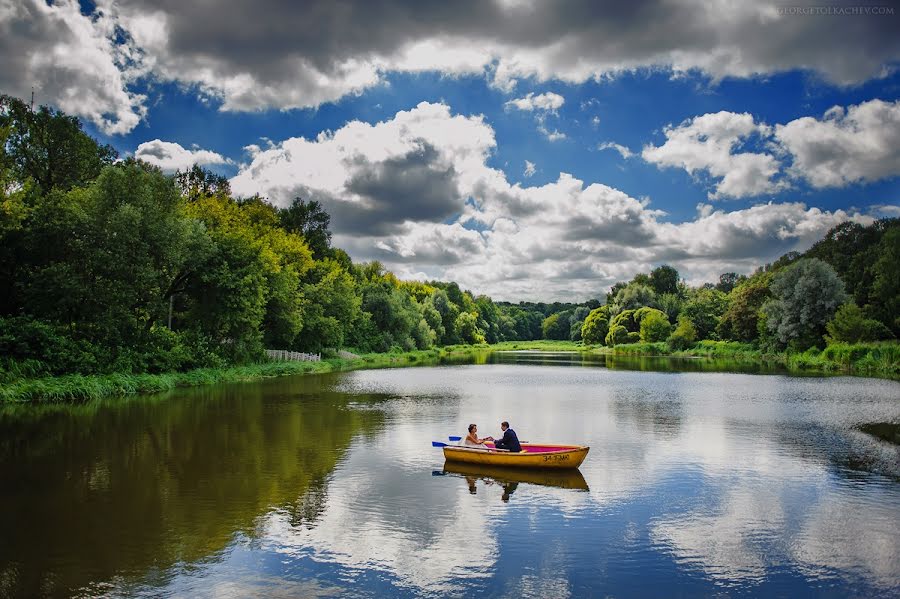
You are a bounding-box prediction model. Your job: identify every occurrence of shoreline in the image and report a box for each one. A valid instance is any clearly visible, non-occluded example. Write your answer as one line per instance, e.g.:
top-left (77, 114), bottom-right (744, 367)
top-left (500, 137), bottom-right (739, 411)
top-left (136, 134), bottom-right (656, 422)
top-left (1, 340), bottom-right (897, 404)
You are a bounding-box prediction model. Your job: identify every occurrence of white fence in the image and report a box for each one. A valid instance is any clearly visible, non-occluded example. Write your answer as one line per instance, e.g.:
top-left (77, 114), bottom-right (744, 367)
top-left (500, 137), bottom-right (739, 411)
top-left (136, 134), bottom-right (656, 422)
top-left (265, 350), bottom-right (321, 362)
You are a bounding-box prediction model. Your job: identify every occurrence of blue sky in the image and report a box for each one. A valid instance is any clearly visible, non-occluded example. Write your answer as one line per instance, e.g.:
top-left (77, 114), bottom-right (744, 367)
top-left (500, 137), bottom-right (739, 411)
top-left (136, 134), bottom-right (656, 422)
top-left (4, 0), bottom-right (900, 300)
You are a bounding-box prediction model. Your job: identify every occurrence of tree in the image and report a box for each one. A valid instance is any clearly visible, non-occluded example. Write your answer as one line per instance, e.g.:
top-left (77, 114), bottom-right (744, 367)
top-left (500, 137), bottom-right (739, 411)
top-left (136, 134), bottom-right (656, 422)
top-left (649, 265), bottom-right (680, 295)
top-left (542, 311), bottom-right (572, 340)
top-left (279, 198), bottom-right (332, 259)
top-left (762, 258), bottom-right (848, 350)
top-left (870, 226), bottom-right (900, 334)
top-left (569, 306), bottom-right (591, 341)
top-left (717, 273), bottom-right (772, 342)
top-left (612, 283), bottom-right (656, 313)
top-left (640, 310), bottom-right (672, 342)
top-left (681, 288), bottom-right (728, 340)
top-left (581, 306), bottom-right (610, 345)
top-left (667, 315), bottom-right (697, 350)
top-left (455, 311), bottom-right (485, 344)
top-left (825, 303), bottom-right (893, 344)
top-left (0, 94), bottom-right (117, 195)
top-left (716, 272), bottom-right (745, 294)
top-left (176, 164), bottom-right (231, 200)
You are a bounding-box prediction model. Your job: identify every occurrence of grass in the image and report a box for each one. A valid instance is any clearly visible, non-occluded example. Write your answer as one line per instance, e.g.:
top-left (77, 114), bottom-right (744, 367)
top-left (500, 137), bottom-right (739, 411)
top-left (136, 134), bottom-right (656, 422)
top-left (2, 339), bottom-right (897, 403)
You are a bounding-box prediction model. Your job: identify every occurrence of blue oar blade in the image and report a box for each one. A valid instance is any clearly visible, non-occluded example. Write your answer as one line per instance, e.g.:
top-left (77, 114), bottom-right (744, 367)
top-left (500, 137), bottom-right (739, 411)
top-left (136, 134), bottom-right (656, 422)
top-left (432, 441), bottom-right (448, 447)
top-left (448, 436), bottom-right (461, 442)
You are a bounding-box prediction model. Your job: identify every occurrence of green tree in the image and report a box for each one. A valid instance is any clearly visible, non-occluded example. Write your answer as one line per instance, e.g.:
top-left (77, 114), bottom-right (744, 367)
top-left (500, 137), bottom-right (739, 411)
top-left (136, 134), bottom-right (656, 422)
top-left (716, 272), bottom-right (745, 293)
top-left (569, 306), bottom-right (591, 341)
top-left (640, 310), bottom-right (672, 342)
top-left (667, 315), bottom-right (697, 350)
top-left (649, 265), bottom-right (680, 295)
top-left (0, 94), bottom-right (117, 195)
top-left (762, 258), bottom-right (848, 350)
top-left (542, 311), bottom-right (572, 340)
top-left (717, 273), bottom-right (772, 342)
top-left (681, 288), bottom-right (728, 340)
top-left (612, 283), bottom-right (656, 313)
top-left (870, 226), bottom-right (900, 334)
top-left (455, 311), bottom-right (485, 344)
top-left (581, 306), bottom-right (610, 345)
top-left (825, 303), bottom-right (894, 344)
top-left (279, 198), bottom-right (333, 259)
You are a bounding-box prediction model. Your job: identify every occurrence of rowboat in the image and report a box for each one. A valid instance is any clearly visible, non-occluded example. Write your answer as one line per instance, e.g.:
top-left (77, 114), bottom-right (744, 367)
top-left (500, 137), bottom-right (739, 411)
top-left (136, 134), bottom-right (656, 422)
top-left (441, 461), bottom-right (589, 490)
top-left (442, 442), bottom-right (589, 469)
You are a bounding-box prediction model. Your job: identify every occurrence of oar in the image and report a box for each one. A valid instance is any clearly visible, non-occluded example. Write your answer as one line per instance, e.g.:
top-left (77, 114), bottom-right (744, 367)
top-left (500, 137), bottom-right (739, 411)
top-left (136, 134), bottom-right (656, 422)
top-left (448, 436), bottom-right (461, 441)
top-left (431, 441), bottom-right (510, 451)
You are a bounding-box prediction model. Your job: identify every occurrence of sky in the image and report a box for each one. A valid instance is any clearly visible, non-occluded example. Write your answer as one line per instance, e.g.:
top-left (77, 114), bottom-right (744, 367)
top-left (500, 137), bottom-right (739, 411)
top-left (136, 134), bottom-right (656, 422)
top-left (2, 0), bottom-right (899, 301)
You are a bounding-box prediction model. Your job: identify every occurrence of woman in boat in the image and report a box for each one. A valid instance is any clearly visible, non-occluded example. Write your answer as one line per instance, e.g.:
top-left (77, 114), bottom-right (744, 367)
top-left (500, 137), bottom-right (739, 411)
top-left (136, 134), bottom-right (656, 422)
top-left (463, 424), bottom-right (493, 447)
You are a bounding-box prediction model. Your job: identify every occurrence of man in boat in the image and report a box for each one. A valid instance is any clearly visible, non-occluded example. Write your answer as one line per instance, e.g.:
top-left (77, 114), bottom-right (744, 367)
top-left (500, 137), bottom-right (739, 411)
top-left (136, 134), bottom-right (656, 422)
top-left (493, 421), bottom-right (522, 452)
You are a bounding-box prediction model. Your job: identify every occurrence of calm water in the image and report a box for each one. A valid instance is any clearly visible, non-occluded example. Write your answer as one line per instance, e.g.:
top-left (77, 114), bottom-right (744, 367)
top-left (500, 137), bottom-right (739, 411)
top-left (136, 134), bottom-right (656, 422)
top-left (1, 353), bottom-right (898, 598)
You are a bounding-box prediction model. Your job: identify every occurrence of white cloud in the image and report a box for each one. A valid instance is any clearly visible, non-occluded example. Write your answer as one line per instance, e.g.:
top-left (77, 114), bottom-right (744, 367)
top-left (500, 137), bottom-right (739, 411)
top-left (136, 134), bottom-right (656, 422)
top-left (135, 139), bottom-right (231, 173)
top-left (230, 102), bottom-right (870, 301)
top-left (775, 99), bottom-right (900, 188)
top-left (598, 142), bottom-right (634, 159)
top-left (642, 111), bottom-right (786, 200)
top-left (505, 92), bottom-right (565, 112)
top-left (523, 160), bottom-right (536, 178)
top-left (0, 0), bottom-right (146, 134)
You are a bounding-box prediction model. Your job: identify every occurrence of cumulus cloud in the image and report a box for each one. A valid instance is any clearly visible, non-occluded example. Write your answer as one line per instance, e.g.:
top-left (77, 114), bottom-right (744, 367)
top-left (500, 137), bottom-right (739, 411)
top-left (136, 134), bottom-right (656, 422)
top-left (775, 99), bottom-right (900, 188)
top-left (10, 0), bottom-right (887, 118)
top-left (230, 102), bottom-right (870, 301)
top-left (134, 139), bottom-right (231, 173)
top-left (642, 111), bottom-right (785, 199)
top-left (0, 0), bottom-right (146, 134)
top-left (643, 101), bottom-right (900, 199)
top-left (505, 92), bottom-right (565, 112)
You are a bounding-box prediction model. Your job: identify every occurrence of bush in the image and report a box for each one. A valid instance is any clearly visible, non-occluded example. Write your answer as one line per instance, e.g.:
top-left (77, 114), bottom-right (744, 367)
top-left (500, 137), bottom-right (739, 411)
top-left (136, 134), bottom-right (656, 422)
top-left (640, 311), bottom-right (672, 342)
top-left (581, 306), bottom-right (610, 345)
top-left (825, 303), bottom-right (894, 344)
top-left (605, 325), bottom-right (629, 346)
top-left (667, 316), bottom-right (697, 351)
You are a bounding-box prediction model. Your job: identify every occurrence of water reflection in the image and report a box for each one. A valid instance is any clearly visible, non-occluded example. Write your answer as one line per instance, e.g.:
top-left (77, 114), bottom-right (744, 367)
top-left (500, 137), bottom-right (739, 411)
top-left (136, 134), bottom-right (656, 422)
top-left (0, 358), bottom-right (898, 597)
top-left (439, 462), bottom-right (589, 493)
top-left (0, 374), bottom-right (385, 598)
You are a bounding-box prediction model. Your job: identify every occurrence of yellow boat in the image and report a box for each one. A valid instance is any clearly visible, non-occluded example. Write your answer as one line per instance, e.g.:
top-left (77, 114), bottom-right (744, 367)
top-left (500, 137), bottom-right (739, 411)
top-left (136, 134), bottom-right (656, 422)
top-left (442, 461), bottom-right (589, 490)
top-left (442, 442), bottom-right (589, 469)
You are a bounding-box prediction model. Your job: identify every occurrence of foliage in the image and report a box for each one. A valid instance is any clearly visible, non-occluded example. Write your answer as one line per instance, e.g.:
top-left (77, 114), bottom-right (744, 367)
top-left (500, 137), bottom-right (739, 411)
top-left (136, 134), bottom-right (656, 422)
top-left (0, 94), bottom-right (117, 195)
top-left (279, 197), bottom-right (333, 259)
top-left (542, 311), bottom-right (572, 340)
top-left (639, 310), bottom-right (672, 342)
top-left (717, 273), bottom-right (772, 342)
top-left (667, 315), bottom-right (697, 350)
top-left (612, 283), bottom-right (656, 313)
top-left (825, 303), bottom-right (894, 344)
top-left (649, 265), bottom-right (680, 295)
top-left (581, 306), bottom-right (610, 345)
top-left (762, 258), bottom-right (848, 350)
top-left (681, 288), bottom-right (728, 341)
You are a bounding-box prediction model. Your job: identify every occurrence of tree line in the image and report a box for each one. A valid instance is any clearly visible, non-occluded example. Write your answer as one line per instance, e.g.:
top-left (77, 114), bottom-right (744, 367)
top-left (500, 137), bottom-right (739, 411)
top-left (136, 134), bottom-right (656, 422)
top-left (0, 94), bottom-right (896, 379)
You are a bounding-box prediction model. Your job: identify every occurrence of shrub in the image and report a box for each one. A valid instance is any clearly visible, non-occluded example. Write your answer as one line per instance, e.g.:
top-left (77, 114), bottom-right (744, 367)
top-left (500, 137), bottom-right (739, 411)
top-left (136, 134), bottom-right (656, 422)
top-left (640, 310), bottom-right (672, 342)
top-left (667, 315), bottom-right (697, 351)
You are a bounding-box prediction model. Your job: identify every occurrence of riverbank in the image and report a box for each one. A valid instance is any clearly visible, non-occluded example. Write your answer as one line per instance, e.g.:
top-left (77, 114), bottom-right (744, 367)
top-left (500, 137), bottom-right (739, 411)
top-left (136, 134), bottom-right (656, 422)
top-left (1, 339), bottom-right (897, 403)
top-left (589, 340), bottom-right (900, 378)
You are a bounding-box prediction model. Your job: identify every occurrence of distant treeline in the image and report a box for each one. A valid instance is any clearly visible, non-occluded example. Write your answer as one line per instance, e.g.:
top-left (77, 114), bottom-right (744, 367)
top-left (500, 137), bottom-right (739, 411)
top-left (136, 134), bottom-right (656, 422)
top-left (0, 93), bottom-right (897, 380)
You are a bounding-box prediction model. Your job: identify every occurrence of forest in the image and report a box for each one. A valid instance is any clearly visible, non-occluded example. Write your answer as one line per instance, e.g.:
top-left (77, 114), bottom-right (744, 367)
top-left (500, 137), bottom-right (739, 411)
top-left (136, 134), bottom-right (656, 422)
top-left (0, 93), bottom-right (897, 383)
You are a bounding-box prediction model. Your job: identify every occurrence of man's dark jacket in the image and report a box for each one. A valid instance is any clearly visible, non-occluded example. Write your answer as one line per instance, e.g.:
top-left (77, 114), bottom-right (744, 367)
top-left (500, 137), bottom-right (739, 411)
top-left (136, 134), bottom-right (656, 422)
top-left (495, 428), bottom-right (521, 452)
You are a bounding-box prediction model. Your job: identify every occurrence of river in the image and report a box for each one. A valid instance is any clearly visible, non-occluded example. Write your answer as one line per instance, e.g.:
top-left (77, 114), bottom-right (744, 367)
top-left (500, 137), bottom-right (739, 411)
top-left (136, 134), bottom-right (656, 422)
top-left (1, 352), bottom-right (898, 597)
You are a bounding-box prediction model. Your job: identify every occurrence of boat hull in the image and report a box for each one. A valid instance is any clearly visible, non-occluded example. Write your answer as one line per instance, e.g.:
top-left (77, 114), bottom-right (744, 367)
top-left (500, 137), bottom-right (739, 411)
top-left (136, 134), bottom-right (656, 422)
top-left (442, 443), bottom-right (589, 469)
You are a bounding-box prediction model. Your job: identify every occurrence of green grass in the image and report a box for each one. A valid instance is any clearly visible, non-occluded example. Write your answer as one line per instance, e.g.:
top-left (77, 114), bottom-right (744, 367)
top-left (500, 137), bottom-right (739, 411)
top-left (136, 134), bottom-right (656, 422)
top-left (3, 339), bottom-right (897, 403)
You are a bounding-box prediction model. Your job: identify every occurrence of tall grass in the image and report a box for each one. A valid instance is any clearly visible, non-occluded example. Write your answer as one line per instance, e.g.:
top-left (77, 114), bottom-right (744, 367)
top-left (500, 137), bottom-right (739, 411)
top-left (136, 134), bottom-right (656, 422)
top-left (2, 339), bottom-right (897, 403)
